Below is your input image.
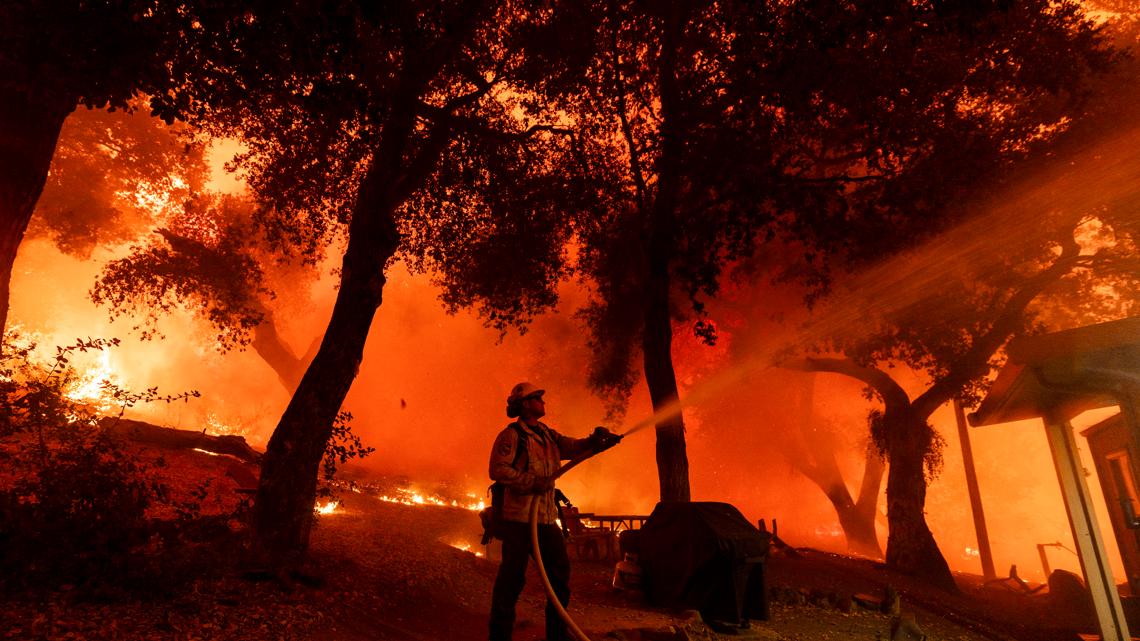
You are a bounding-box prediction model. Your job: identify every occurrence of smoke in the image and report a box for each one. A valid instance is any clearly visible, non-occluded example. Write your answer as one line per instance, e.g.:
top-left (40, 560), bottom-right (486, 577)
top-left (341, 268), bottom-right (662, 513)
top-left (13, 40), bottom-right (1140, 587)
top-left (13, 224), bottom-right (1111, 583)
top-left (10, 238), bottom-right (290, 436)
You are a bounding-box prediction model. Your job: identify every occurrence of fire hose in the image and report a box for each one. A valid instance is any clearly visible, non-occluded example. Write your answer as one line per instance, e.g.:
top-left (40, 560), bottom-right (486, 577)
top-left (528, 431), bottom-right (624, 641)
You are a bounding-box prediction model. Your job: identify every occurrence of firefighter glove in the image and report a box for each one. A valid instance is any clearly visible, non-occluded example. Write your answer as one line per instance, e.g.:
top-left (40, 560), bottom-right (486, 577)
top-left (587, 426), bottom-right (622, 453)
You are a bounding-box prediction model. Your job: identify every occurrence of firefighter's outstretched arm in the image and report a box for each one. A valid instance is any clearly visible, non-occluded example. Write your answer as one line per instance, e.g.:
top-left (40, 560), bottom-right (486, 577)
top-left (555, 425), bottom-right (622, 460)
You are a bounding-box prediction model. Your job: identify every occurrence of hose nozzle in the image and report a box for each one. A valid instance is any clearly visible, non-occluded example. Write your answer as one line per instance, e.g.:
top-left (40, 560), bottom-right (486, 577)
top-left (589, 426), bottom-right (623, 453)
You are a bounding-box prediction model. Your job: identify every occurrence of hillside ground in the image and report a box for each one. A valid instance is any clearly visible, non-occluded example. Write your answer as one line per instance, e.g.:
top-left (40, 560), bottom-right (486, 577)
top-left (0, 444), bottom-right (1096, 641)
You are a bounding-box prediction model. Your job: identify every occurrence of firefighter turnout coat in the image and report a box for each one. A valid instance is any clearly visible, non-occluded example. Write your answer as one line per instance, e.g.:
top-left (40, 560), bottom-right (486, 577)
top-left (489, 420), bottom-right (592, 525)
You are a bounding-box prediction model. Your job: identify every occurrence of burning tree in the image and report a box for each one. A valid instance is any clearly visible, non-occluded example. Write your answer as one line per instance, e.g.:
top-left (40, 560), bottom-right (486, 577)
top-left (787, 16), bottom-right (1135, 588)
top-left (689, 268), bottom-right (891, 558)
top-left (0, 2), bottom-right (220, 341)
top-left (90, 193), bottom-right (321, 394)
top-left (781, 372), bottom-right (886, 559)
top-left (10, 96), bottom-right (313, 396)
top-left (30, 105), bottom-right (207, 258)
top-left (401, 0), bottom-right (1114, 511)
top-left (156, 1), bottom-right (607, 572)
top-left (793, 205), bottom-right (1140, 591)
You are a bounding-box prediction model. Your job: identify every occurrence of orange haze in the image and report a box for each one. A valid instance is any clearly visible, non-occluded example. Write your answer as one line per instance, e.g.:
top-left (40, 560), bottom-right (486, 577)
top-left (11, 233), bottom-right (1124, 585)
top-left (13, 115), bottom-right (1140, 589)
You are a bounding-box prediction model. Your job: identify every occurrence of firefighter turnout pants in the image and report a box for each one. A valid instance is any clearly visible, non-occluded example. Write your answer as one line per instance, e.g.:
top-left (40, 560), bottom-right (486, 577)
top-left (489, 521), bottom-right (571, 641)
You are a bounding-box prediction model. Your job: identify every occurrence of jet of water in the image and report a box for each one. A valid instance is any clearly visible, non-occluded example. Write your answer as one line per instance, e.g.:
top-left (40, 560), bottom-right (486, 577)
top-left (616, 123), bottom-right (1140, 439)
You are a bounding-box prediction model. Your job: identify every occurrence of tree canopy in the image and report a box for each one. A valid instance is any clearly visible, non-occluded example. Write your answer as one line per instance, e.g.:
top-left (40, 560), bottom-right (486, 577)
top-left (394, 0), bottom-right (1115, 513)
top-left (0, 1), bottom-right (216, 336)
top-left (154, 0), bottom-right (623, 570)
top-left (91, 192), bottom-right (320, 392)
top-left (789, 9), bottom-right (1131, 588)
top-left (30, 104), bottom-right (206, 258)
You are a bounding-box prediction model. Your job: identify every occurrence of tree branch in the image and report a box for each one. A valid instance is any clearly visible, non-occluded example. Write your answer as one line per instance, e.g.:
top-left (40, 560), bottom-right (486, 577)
top-left (855, 441), bottom-right (885, 513)
top-left (913, 234), bottom-right (1088, 417)
top-left (606, 1), bottom-right (649, 213)
top-left (784, 173), bottom-right (889, 185)
top-left (784, 357), bottom-right (911, 414)
top-left (415, 104), bottom-right (573, 143)
top-left (421, 52), bottom-right (504, 117)
top-left (783, 429), bottom-right (821, 483)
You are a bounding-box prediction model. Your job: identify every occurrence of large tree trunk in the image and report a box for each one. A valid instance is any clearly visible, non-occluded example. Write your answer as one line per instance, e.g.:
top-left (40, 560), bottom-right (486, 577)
top-left (851, 444), bottom-right (886, 558)
top-left (642, 282), bottom-right (689, 502)
top-left (251, 157), bottom-right (400, 573)
top-left (808, 446), bottom-right (884, 559)
top-left (249, 1), bottom-right (490, 572)
top-left (788, 430), bottom-right (884, 558)
top-left (787, 372), bottom-right (884, 557)
top-left (837, 502), bottom-right (882, 559)
top-left (642, 0), bottom-right (690, 503)
top-left (884, 409), bottom-right (957, 592)
top-left (100, 417), bottom-right (261, 463)
top-left (788, 358), bottom-right (953, 588)
top-left (0, 89), bottom-right (73, 339)
top-left (250, 309), bottom-right (309, 394)
top-left (828, 481), bottom-right (883, 559)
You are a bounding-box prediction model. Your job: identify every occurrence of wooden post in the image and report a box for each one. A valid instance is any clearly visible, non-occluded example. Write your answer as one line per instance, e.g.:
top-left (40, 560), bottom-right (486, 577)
top-left (1043, 413), bottom-right (1130, 641)
top-left (1037, 543), bottom-right (1052, 579)
top-left (954, 399), bottom-right (996, 580)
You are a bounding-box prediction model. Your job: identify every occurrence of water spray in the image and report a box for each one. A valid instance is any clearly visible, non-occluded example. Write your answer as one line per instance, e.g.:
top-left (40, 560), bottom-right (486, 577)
top-left (525, 367), bottom-right (778, 640)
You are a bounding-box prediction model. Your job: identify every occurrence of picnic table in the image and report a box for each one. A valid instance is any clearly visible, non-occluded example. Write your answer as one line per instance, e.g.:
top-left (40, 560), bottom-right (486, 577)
top-left (577, 513), bottom-right (649, 532)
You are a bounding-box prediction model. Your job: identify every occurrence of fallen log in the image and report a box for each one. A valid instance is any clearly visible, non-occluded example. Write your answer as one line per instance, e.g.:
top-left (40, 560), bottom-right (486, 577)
top-left (99, 417), bottom-right (262, 464)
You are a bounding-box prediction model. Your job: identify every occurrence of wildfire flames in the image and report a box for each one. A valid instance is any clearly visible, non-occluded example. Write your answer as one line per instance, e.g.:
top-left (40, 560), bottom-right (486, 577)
top-left (449, 542), bottom-right (484, 558)
top-left (12, 189), bottom-right (1126, 588)
top-left (371, 484), bottom-right (486, 557)
top-left (64, 350), bottom-right (117, 411)
top-left (27, 318), bottom-right (1111, 585)
top-left (376, 486), bottom-right (485, 512)
top-left (204, 412), bottom-right (251, 439)
top-left (64, 351), bottom-right (113, 401)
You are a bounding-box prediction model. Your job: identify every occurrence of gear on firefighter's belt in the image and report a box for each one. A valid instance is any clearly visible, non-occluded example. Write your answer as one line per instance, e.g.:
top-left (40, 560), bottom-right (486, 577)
top-left (554, 489), bottom-right (573, 538)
